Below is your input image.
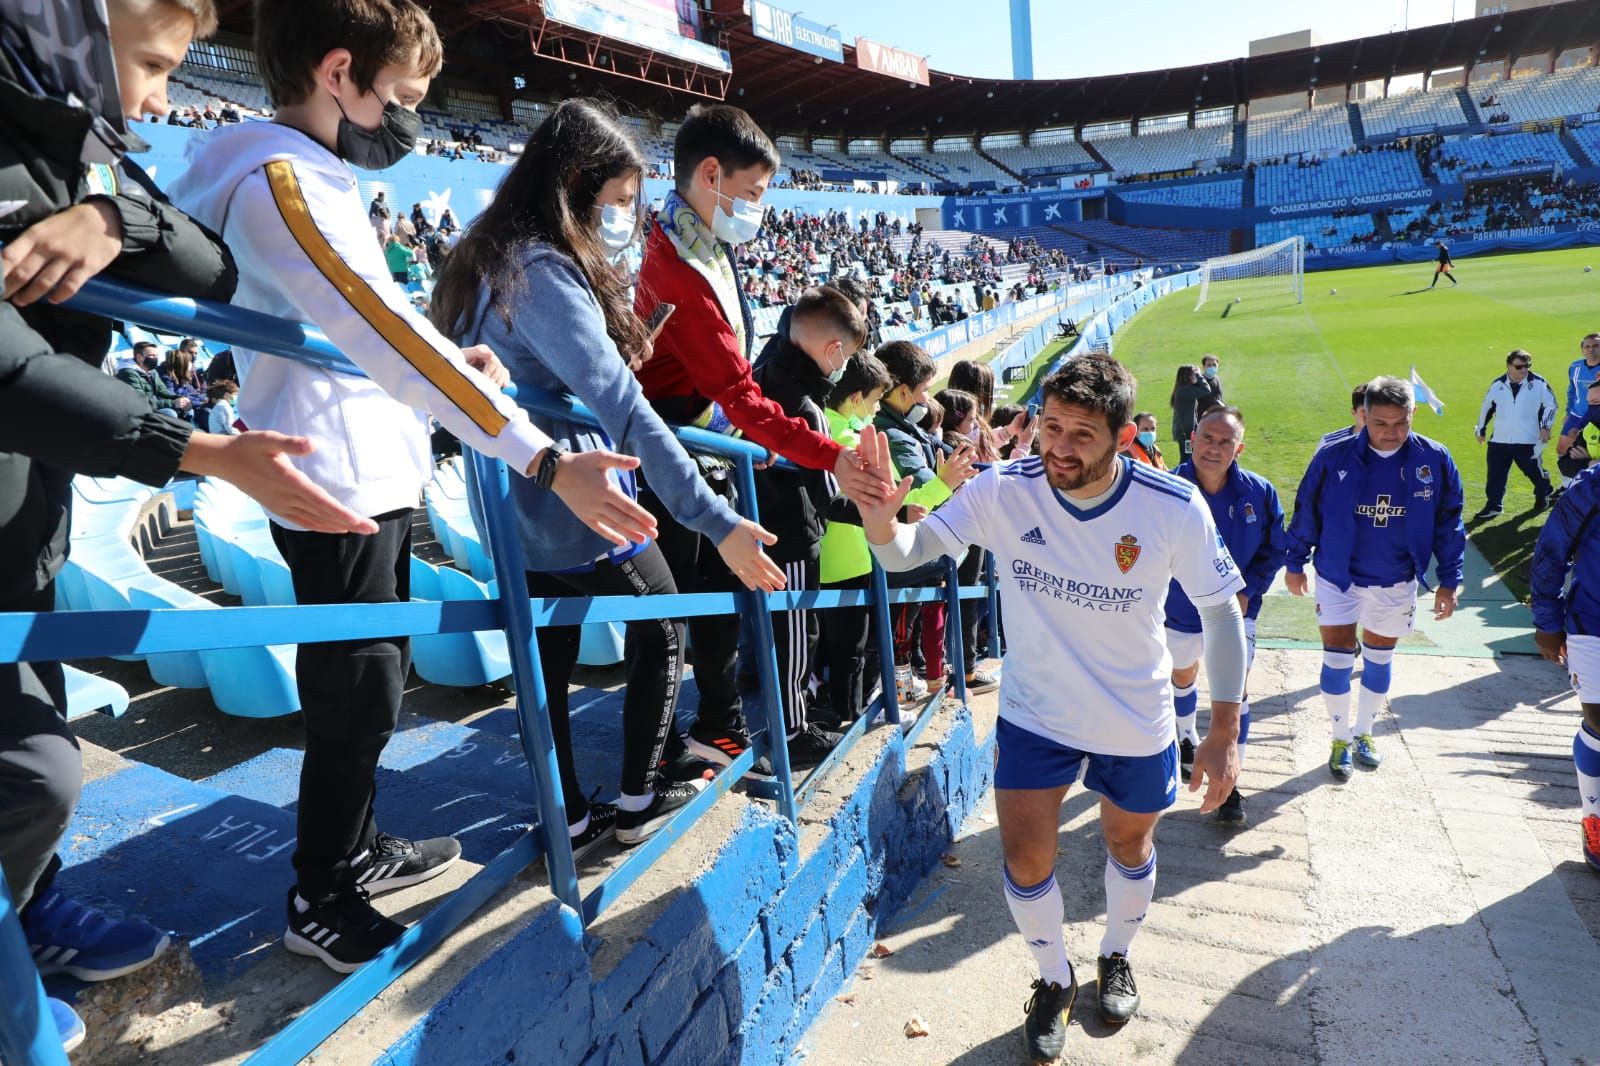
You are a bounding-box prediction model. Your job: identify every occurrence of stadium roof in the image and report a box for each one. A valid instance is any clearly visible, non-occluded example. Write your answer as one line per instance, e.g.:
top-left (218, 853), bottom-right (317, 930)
top-left (213, 0), bottom-right (1600, 138)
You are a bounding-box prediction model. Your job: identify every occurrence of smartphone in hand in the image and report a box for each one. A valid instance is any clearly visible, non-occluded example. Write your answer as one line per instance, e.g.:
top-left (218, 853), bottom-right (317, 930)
top-left (646, 302), bottom-right (676, 340)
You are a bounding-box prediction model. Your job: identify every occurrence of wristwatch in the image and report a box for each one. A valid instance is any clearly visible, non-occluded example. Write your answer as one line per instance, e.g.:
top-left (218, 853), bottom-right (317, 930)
top-left (534, 441), bottom-right (569, 489)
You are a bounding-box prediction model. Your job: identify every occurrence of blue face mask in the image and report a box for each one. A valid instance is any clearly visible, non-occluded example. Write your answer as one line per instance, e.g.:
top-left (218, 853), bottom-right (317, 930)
top-left (1136, 430), bottom-right (1157, 449)
top-left (596, 204), bottom-right (636, 256)
top-left (1203, 365), bottom-right (1219, 379)
top-left (710, 173), bottom-right (765, 245)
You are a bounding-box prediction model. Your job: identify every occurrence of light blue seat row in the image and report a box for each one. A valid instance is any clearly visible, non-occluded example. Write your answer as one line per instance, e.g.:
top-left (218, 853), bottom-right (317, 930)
top-left (424, 458), bottom-right (494, 581)
top-left (62, 665), bottom-right (129, 720)
top-left (408, 555), bottom-right (511, 687)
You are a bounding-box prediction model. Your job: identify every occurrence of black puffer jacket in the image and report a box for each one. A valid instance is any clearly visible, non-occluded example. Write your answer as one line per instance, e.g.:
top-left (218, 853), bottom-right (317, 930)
top-left (0, 30), bottom-right (237, 599)
top-left (750, 334), bottom-right (852, 565)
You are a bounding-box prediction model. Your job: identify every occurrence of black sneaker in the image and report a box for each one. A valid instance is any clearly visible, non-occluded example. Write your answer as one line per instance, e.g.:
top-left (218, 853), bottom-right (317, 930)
top-left (283, 888), bottom-right (404, 974)
top-left (1216, 787), bottom-right (1246, 826)
top-left (1096, 953), bottom-right (1140, 1024)
top-left (787, 723), bottom-right (843, 771)
top-left (352, 832), bottom-right (461, 895)
top-left (1473, 506), bottom-right (1503, 520)
top-left (1178, 737), bottom-right (1195, 783)
top-left (685, 721), bottom-right (775, 781)
top-left (570, 802), bottom-right (618, 862)
top-left (1530, 495), bottom-right (1550, 516)
top-left (616, 780), bottom-right (707, 846)
top-left (964, 668), bottom-right (1001, 695)
top-left (1022, 974), bottom-right (1077, 1064)
top-left (661, 746), bottom-right (718, 785)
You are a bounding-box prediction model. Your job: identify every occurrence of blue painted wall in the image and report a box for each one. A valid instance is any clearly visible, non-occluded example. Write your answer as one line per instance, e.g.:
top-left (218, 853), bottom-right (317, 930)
top-left (372, 707), bottom-right (996, 1066)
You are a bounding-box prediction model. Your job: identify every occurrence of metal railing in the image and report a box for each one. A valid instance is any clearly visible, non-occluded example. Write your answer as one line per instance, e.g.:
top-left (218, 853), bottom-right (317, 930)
top-left (0, 276), bottom-right (995, 1065)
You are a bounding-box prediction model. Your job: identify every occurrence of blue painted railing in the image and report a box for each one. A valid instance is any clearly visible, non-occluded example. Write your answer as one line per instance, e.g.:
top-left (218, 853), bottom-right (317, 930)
top-left (0, 277), bottom-right (993, 1064)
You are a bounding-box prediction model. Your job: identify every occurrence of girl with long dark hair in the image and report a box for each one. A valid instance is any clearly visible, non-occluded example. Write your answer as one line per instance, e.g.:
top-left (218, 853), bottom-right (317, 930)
top-left (431, 99), bottom-right (785, 855)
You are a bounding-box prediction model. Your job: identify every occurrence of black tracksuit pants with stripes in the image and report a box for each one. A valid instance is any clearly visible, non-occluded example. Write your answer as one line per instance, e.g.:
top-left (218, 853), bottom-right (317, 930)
top-left (526, 544), bottom-right (682, 824)
top-left (772, 560), bottom-right (819, 738)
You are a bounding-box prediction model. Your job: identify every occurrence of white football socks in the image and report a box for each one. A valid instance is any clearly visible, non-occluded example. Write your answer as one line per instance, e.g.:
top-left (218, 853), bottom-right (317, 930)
top-left (1004, 866), bottom-right (1074, 987)
top-left (1100, 850), bottom-right (1156, 958)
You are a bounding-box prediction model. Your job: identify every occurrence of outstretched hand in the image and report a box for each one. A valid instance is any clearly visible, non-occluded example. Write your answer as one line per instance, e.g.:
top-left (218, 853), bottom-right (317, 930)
top-left (548, 449), bottom-right (658, 548)
top-left (178, 431), bottom-right (379, 534)
top-left (855, 425), bottom-right (915, 541)
top-left (718, 519), bottom-right (786, 592)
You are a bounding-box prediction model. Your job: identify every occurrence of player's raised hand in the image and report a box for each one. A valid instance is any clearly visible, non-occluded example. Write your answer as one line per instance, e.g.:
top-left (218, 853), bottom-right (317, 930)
top-left (833, 447), bottom-right (892, 504)
top-left (856, 425), bottom-right (914, 542)
top-left (1189, 725), bottom-right (1239, 813)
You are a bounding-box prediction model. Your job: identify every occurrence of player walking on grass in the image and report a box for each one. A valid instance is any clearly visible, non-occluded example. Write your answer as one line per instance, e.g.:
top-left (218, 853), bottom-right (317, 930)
top-left (1429, 242), bottom-right (1457, 288)
top-left (859, 356), bottom-right (1249, 1065)
top-left (1530, 463), bottom-right (1600, 873)
top-left (1286, 377), bottom-right (1465, 780)
top-left (1167, 405), bottom-right (1288, 827)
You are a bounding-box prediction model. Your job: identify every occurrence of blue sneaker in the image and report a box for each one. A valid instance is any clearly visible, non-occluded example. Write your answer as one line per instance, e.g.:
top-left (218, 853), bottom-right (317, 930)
top-left (22, 884), bottom-right (170, 982)
top-left (49, 998), bottom-right (85, 1053)
top-left (1354, 734), bottom-right (1384, 769)
top-left (1328, 739), bottom-right (1354, 781)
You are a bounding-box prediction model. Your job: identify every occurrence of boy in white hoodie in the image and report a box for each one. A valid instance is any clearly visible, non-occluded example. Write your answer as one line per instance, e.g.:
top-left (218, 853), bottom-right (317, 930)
top-left (169, 0), bottom-right (656, 974)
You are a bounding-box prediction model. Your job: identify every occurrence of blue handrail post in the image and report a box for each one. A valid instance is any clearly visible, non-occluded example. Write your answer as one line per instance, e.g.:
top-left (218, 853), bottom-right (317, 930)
top-left (869, 560), bottom-right (900, 726)
top-left (732, 455), bottom-right (797, 824)
top-left (464, 448), bottom-right (581, 914)
top-left (0, 879), bottom-right (68, 1066)
top-left (944, 556), bottom-right (968, 704)
top-left (984, 550), bottom-right (1004, 658)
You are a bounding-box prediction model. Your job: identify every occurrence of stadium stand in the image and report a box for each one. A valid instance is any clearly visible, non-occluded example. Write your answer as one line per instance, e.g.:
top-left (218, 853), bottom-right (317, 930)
top-left (986, 137), bottom-right (1100, 175)
top-left (1246, 101), bottom-right (1357, 160)
top-left (1254, 147), bottom-right (1428, 206)
top-left (1091, 122), bottom-right (1236, 176)
top-left (1431, 130), bottom-right (1575, 181)
top-left (1477, 65), bottom-right (1600, 123)
top-left (1256, 213), bottom-right (1379, 250)
top-left (1057, 218), bottom-right (1229, 264)
top-left (1119, 179), bottom-right (1245, 209)
top-left (1358, 86), bottom-right (1471, 137)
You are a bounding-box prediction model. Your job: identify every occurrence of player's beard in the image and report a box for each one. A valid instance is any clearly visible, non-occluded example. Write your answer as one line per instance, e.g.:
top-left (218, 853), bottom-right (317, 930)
top-left (1044, 441), bottom-right (1117, 492)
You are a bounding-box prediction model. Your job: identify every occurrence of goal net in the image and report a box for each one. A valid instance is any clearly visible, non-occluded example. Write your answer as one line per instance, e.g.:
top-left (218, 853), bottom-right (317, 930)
top-left (1193, 236), bottom-right (1304, 312)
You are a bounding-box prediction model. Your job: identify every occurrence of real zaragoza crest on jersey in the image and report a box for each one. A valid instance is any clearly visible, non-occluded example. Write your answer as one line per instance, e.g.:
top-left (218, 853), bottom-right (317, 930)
top-left (1415, 464), bottom-right (1432, 484)
top-left (1114, 534), bottom-right (1141, 574)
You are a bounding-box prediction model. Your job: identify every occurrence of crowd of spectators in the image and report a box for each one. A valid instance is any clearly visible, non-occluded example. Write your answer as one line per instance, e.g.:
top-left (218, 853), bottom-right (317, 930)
top-left (164, 101), bottom-right (244, 128)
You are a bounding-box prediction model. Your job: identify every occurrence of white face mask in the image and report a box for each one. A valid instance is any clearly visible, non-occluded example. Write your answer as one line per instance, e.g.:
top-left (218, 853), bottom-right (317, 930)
top-left (710, 172), bottom-right (764, 245)
top-left (597, 204), bottom-right (636, 256)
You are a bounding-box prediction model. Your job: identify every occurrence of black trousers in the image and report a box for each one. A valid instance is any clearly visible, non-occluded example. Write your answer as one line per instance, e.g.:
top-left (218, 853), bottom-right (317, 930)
top-left (0, 586), bottom-right (77, 913)
top-left (271, 509), bottom-right (412, 903)
top-left (957, 549), bottom-right (984, 676)
top-left (640, 483), bottom-right (744, 735)
top-left (771, 560), bottom-right (819, 737)
top-left (1484, 441), bottom-right (1551, 508)
top-left (527, 544), bottom-right (682, 821)
top-left (820, 574), bottom-right (871, 725)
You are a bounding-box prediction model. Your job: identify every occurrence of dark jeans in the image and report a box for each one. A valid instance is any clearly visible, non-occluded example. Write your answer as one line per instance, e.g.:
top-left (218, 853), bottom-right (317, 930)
top-left (820, 574), bottom-right (871, 725)
top-left (527, 544), bottom-right (681, 820)
top-left (957, 549), bottom-right (984, 676)
top-left (271, 509), bottom-right (412, 903)
top-left (1484, 441), bottom-right (1551, 509)
top-left (0, 586), bottom-right (77, 913)
top-left (640, 483), bottom-right (744, 735)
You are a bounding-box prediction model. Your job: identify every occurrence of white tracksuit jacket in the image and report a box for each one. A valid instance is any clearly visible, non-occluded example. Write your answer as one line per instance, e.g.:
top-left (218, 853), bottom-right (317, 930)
top-left (168, 122), bottom-right (550, 526)
top-left (1475, 371), bottom-right (1557, 446)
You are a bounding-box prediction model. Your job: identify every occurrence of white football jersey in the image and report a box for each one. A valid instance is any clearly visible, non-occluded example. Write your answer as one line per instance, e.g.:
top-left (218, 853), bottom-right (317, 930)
top-left (923, 455), bottom-right (1245, 756)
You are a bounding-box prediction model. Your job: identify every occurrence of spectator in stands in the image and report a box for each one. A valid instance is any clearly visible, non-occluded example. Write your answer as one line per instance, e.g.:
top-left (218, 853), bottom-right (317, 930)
top-left (875, 341), bottom-right (977, 697)
top-left (631, 102), bottom-right (889, 778)
top-left (383, 230), bottom-right (413, 282)
top-left (1474, 349), bottom-right (1556, 519)
top-left (752, 285), bottom-right (874, 767)
top-left (1125, 411), bottom-right (1167, 470)
top-left (206, 379), bottom-right (240, 434)
top-left (219, 102), bottom-right (240, 123)
top-left (410, 200), bottom-right (425, 231)
top-left (1170, 363), bottom-right (1221, 460)
top-left (170, 0), bottom-right (657, 975)
top-left (157, 344), bottom-right (206, 421)
top-left (368, 189), bottom-right (389, 224)
top-left (0, 0), bottom-right (381, 1048)
top-left (941, 362), bottom-right (1005, 692)
top-left (204, 347), bottom-right (236, 385)
top-left (117, 341), bottom-right (189, 416)
top-left (438, 206), bottom-right (458, 232)
top-left (428, 97), bottom-right (784, 849)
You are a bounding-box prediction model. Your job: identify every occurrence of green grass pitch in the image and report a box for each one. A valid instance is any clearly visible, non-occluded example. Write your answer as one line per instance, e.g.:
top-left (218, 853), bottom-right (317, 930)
top-left (1104, 246), bottom-right (1600, 601)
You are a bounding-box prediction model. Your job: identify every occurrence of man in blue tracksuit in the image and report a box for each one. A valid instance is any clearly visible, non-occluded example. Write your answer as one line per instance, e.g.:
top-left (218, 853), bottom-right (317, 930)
top-left (1166, 405), bottom-right (1288, 826)
top-left (1285, 376), bottom-right (1466, 780)
top-left (1529, 465), bottom-right (1600, 873)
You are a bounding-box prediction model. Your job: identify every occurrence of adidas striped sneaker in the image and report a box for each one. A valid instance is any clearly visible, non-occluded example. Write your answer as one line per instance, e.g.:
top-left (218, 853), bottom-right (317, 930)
top-left (350, 832), bottom-right (461, 895)
top-left (283, 887), bottom-right (405, 975)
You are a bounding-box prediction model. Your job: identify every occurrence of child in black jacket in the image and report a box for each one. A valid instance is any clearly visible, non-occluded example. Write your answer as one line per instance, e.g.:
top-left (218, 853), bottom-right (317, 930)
top-left (750, 285), bottom-right (868, 770)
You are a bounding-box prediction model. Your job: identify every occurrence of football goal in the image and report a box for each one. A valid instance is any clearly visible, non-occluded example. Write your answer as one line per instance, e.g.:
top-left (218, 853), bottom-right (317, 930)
top-left (1194, 235), bottom-right (1304, 312)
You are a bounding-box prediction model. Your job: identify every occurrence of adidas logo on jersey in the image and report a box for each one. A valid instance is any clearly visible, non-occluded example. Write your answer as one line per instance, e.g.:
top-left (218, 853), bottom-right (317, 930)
top-left (1021, 526), bottom-right (1047, 545)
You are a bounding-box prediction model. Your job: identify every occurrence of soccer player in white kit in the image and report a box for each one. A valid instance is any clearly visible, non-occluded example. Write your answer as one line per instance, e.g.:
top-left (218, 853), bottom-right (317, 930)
top-left (858, 356), bottom-right (1249, 1065)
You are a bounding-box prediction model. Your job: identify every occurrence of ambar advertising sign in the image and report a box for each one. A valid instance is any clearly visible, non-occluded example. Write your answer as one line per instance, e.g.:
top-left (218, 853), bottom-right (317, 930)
top-left (854, 36), bottom-right (929, 85)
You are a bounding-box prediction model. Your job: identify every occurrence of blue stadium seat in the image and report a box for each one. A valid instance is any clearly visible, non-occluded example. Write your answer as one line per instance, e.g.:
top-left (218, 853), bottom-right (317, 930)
top-left (408, 555), bottom-right (511, 687)
top-left (62, 665), bottom-right (130, 721)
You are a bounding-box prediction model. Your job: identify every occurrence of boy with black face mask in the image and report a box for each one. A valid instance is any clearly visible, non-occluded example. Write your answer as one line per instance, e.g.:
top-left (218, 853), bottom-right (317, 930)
top-left (170, 0), bottom-right (657, 974)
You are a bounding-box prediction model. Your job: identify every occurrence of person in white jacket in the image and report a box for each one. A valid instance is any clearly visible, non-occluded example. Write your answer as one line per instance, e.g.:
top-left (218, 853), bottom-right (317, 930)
top-left (1475, 348), bottom-right (1556, 519)
top-left (168, 0), bottom-right (657, 975)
